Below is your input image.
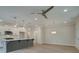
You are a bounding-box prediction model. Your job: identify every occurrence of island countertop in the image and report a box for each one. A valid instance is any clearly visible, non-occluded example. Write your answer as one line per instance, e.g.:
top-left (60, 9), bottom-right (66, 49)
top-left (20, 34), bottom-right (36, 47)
top-left (0, 38), bottom-right (34, 41)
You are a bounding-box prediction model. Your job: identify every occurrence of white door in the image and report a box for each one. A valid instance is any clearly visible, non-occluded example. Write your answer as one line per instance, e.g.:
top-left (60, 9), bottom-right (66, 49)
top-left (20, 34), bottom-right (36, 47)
top-left (33, 27), bottom-right (42, 44)
top-left (33, 31), bottom-right (39, 44)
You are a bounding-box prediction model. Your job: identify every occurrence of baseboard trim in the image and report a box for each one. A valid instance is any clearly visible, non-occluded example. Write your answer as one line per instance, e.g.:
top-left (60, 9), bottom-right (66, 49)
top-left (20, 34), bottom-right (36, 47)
top-left (42, 43), bottom-right (75, 47)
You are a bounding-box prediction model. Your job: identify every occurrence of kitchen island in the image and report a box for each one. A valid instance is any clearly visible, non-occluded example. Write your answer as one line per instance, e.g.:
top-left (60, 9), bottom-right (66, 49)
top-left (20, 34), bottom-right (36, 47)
top-left (0, 39), bottom-right (34, 53)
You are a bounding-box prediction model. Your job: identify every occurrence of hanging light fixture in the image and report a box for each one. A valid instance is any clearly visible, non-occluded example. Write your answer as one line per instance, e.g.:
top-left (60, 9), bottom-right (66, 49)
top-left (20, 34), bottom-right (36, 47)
top-left (14, 24), bottom-right (17, 27)
top-left (13, 16), bottom-right (18, 27)
top-left (21, 20), bottom-right (25, 29)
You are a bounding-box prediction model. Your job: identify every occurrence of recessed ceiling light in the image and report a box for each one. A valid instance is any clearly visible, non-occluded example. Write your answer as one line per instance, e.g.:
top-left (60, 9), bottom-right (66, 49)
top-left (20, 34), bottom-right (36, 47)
top-left (64, 21), bottom-right (67, 23)
top-left (14, 24), bottom-right (17, 27)
top-left (34, 18), bottom-right (38, 20)
top-left (51, 31), bottom-right (56, 34)
top-left (14, 25), bottom-right (16, 27)
top-left (22, 27), bottom-right (25, 29)
top-left (0, 19), bottom-right (3, 22)
top-left (64, 9), bottom-right (68, 12)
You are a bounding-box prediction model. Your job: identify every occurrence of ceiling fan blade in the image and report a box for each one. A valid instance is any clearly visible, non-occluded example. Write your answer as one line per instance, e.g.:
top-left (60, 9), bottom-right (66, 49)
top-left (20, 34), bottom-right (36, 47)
top-left (42, 6), bottom-right (54, 14)
top-left (42, 14), bottom-right (48, 19)
top-left (31, 6), bottom-right (54, 19)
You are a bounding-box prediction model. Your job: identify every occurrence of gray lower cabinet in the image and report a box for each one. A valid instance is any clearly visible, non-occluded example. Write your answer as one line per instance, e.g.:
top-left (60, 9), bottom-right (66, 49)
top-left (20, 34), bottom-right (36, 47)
top-left (7, 41), bottom-right (18, 52)
top-left (27, 40), bottom-right (33, 47)
top-left (18, 40), bottom-right (28, 49)
top-left (6, 39), bottom-right (34, 52)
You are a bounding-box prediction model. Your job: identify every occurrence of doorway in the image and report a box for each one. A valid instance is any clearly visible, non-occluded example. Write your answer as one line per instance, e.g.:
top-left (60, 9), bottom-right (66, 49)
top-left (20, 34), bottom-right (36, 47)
top-left (33, 27), bottom-right (42, 44)
top-left (19, 32), bottom-right (25, 39)
top-left (33, 31), bottom-right (38, 44)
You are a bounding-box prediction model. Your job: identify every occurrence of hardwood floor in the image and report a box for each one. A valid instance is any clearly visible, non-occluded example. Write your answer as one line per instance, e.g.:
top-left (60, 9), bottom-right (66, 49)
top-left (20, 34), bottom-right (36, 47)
top-left (10, 44), bottom-right (79, 53)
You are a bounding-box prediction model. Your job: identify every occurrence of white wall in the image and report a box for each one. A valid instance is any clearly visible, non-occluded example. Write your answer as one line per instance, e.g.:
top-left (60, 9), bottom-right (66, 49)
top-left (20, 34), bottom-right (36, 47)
top-left (75, 18), bottom-right (79, 49)
top-left (43, 24), bottom-right (75, 46)
top-left (0, 23), bottom-right (76, 46)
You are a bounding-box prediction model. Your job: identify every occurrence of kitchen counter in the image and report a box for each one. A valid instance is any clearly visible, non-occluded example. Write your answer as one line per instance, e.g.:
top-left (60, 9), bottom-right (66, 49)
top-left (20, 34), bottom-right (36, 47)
top-left (0, 38), bottom-right (33, 41)
top-left (0, 38), bottom-right (34, 53)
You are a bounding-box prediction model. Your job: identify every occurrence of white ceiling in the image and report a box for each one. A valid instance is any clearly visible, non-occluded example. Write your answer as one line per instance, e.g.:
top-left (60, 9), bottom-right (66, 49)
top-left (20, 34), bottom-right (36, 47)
top-left (0, 6), bottom-right (79, 27)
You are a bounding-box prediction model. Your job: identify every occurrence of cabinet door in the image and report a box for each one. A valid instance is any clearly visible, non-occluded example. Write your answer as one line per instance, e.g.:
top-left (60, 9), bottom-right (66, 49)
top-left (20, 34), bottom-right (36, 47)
top-left (24, 40), bottom-right (28, 48)
top-left (21, 40), bottom-right (27, 48)
top-left (19, 40), bottom-right (28, 49)
top-left (27, 40), bottom-right (33, 47)
top-left (6, 41), bottom-right (17, 52)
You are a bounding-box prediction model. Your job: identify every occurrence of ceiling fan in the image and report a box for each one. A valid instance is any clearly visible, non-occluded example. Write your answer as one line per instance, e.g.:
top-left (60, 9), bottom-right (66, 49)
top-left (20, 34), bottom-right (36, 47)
top-left (31, 6), bottom-right (54, 19)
